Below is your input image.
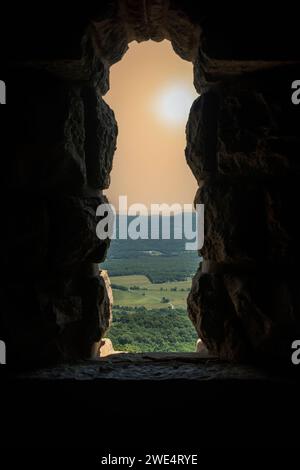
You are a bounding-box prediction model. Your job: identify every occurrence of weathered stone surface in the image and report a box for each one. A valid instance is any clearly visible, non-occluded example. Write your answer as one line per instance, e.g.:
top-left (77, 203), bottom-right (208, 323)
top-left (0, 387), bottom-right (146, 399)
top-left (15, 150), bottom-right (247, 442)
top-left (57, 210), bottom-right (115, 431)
top-left (187, 67), bottom-right (300, 179)
top-left (8, 4), bottom-right (298, 63)
top-left (47, 195), bottom-right (110, 270)
top-left (193, 54), bottom-right (297, 93)
top-left (7, 353), bottom-right (300, 450)
top-left (99, 269), bottom-right (113, 336)
top-left (35, 45), bottom-right (110, 95)
top-left (224, 274), bottom-right (300, 361)
top-left (185, 92), bottom-right (219, 183)
top-left (264, 181), bottom-right (300, 265)
top-left (98, 337), bottom-right (124, 357)
top-left (119, 0), bottom-right (154, 42)
top-left (83, 88), bottom-right (118, 189)
top-left (18, 353), bottom-right (286, 382)
top-left (6, 68), bottom-right (87, 192)
top-left (63, 270), bottom-right (113, 358)
top-left (195, 179), bottom-right (268, 264)
top-left (3, 1), bottom-right (300, 368)
top-left (191, 9), bottom-right (300, 91)
top-left (188, 270), bottom-right (249, 361)
top-left (217, 78), bottom-right (300, 177)
top-left (188, 266), bottom-right (300, 362)
top-left (196, 177), bottom-right (300, 267)
top-left (188, 61), bottom-right (300, 338)
top-left (195, 338), bottom-right (210, 357)
top-left (89, 0), bottom-right (201, 64)
top-left (166, 4), bottom-right (200, 61)
top-left (1, 267), bottom-right (113, 364)
top-left (90, 17), bottom-right (129, 65)
top-left (99, 338), bottom-right (115, 356)
top-left (217, 90), bottom-right (274, 177)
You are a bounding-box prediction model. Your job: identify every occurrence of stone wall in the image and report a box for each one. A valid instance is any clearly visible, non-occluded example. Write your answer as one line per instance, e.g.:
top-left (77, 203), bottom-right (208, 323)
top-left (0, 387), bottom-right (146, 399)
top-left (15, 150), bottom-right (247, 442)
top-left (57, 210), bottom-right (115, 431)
top-left (1, 55), bottom-right (116, 365)
top-left (187, 23), bottom-right (300, 363)
top-left (1, 1), bottom-right (300, 365)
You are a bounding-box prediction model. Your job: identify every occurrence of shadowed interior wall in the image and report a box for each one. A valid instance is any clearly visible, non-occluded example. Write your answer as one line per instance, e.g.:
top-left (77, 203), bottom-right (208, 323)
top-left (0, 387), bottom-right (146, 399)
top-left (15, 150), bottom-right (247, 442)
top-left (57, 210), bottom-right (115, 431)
top-left (1, 0), bottom-right (300, 366)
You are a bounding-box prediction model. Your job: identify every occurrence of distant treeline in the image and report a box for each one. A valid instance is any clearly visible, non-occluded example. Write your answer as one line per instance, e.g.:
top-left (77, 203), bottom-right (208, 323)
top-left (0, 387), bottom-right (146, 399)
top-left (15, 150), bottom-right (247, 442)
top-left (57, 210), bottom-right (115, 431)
top-left (102, 253), bottom-right (200, 283)
top-left (111, 284), bottom-right (148, 291)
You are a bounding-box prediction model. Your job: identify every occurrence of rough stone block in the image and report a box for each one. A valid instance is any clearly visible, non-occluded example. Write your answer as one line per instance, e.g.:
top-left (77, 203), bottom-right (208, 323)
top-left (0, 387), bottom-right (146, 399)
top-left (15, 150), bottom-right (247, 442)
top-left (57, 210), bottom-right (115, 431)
top-left (83, 88), bottom-right (118, 189)
top-left (47, 195), bottom-right (110, 270)
top-left (195, 179), bottom-right (268, 264)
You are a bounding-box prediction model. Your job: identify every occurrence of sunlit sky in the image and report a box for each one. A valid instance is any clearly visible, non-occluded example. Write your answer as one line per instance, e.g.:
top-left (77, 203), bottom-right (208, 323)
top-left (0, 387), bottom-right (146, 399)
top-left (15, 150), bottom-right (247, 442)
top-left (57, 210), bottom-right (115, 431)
top-left (104, 40), bottom-right (198, 213)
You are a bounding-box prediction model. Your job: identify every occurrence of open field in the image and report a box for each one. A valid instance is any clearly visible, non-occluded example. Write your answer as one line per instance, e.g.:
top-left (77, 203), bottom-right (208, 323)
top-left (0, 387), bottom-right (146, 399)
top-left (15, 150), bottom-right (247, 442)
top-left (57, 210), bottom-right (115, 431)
top-left (101, 218), bottom-right (199, 352)
top-left (110, 274), bottom-right (191, 309)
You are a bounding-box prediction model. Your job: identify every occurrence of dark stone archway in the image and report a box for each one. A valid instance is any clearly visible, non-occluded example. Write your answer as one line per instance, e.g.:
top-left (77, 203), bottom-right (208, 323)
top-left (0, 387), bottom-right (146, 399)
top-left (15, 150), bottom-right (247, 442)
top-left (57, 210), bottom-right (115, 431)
top-left (1, 0), bottom-right (300, 366)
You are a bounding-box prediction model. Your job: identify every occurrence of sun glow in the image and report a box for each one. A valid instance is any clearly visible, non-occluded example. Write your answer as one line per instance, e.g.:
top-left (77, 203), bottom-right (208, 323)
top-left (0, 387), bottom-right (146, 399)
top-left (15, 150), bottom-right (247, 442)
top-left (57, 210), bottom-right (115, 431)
top-left (152, 81), bottom-right (198, 126)
top-left (104, 40), bottom-right (199, 210)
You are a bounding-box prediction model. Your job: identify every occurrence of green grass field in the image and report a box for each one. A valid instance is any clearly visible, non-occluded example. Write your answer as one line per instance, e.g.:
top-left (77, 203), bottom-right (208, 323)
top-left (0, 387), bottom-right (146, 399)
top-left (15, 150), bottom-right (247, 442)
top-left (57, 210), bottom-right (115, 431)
top-left (110, 274), bottom-right (191, 309)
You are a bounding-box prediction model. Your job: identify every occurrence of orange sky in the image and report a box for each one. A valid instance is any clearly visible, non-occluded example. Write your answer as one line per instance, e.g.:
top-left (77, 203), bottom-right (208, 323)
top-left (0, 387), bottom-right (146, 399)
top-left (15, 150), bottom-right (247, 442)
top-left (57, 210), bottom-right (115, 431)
top-left (104, 40), bottom-right (198, 212)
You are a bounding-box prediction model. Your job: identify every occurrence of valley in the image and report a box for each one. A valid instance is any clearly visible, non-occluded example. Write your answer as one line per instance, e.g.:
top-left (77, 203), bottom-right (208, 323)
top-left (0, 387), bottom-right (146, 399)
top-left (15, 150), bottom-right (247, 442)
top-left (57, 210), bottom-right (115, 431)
top-left (100, 214), bottom-right (200, 352)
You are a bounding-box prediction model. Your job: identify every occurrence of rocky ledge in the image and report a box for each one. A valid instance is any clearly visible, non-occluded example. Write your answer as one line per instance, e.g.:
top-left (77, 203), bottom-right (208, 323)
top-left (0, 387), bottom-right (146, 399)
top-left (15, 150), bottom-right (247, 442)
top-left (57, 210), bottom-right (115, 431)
top-left (15, 353), bottom-right (297, 383)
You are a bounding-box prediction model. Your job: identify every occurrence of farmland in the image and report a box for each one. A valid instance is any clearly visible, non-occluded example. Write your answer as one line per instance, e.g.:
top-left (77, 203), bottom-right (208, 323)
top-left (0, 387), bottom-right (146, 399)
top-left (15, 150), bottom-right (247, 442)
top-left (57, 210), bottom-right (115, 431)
top-left (105, 273), bottom-right (198, 352)
top-left (100, 214), bottom-right (201, 352)
top-left (110, 274), bottom-right (191, 309)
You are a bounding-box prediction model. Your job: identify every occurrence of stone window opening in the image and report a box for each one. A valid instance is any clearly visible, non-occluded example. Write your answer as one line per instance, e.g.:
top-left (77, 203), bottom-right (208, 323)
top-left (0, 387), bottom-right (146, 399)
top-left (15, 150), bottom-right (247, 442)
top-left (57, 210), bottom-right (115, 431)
top-left (5, 2), bottom-right (297, 367)
top-left (97, 38), bottom-right (202, 355)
